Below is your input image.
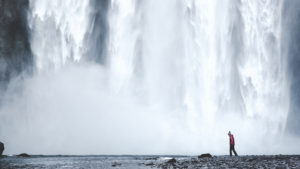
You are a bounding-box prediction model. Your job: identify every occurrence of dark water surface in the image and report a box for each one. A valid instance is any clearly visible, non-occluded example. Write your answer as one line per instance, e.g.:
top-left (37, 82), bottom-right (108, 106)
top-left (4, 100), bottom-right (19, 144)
top-left (0, 155), bottom-right (300, 169)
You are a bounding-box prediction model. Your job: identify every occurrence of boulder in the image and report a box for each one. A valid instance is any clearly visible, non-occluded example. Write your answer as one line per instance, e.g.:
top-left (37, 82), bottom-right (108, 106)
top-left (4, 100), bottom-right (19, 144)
top-left (198, 153), bottom-right (212, 158)
top-left (167, 158), bottom-right (176, 163)
top-left (0, 142), bottom-right (4, 156)
top-left (17, 153), bottom-right (30, 157)
top-left (145, 162), bottom-right (155, 166)
top-left (112, 162), bottom-right (121, 167)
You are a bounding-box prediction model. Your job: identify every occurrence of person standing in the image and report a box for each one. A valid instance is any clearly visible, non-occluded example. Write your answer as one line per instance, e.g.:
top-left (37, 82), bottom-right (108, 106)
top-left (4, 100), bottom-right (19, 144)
top-left (228, 131), bottom-right (238, 156)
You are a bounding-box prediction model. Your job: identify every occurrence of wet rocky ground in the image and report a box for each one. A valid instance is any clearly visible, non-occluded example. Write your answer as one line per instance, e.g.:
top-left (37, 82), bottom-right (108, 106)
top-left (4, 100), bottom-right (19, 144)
top-left (155, 155), bottom-right (300, 169)
top-left (0, 155), bottom-right (299, 168)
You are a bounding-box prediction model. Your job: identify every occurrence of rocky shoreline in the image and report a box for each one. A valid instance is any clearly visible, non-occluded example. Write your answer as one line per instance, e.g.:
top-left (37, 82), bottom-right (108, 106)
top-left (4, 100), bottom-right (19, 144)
top-left (0, 154), bottom-right (299, 168)
top-left (151, 155), bottom-right (300, 169)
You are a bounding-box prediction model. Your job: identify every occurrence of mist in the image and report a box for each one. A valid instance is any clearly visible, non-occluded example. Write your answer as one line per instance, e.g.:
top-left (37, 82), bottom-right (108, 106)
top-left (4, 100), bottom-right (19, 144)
top-left (1, 62), bottom-right (299, 155)
top-left (0, 0), bottom-right (300, 155)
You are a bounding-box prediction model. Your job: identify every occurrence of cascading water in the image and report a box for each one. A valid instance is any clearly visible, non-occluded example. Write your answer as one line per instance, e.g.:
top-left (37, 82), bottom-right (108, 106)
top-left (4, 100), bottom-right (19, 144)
top-left (238, 0), bottom-right (289, 135)
top-left (0, 0), bottom-right (298, 155)
top-left (28, 0), bottom-right (91, 71)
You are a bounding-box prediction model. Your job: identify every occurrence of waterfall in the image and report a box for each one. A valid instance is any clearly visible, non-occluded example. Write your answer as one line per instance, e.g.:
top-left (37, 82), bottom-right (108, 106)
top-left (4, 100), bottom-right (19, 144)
top-left (106, 0), bottom-right (290, 151)
top-left (0, 0), bottom-right (296, 155)
top-left (238, 0), bottom-right (289, 134)
top-left (28, 0), bottom-right (91, 71)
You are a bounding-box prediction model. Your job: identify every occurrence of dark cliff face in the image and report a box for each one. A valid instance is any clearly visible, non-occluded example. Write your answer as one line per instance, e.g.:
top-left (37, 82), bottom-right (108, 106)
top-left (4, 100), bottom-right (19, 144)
top-left (0, 0), bottom-right (33, 89)
top-left (282, 0), bottom-right (300, 135)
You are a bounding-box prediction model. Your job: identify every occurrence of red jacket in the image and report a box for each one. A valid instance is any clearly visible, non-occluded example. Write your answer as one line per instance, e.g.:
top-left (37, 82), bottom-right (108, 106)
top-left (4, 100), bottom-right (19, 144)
top-left (229, 134), bottom-right (235, 145)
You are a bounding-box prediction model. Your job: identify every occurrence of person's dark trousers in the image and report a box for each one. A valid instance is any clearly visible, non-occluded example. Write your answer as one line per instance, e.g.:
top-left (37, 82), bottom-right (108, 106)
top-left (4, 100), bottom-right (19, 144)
top-left (230, 144), bottom-right (238, 156)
